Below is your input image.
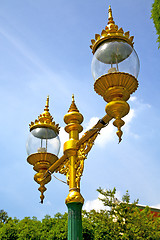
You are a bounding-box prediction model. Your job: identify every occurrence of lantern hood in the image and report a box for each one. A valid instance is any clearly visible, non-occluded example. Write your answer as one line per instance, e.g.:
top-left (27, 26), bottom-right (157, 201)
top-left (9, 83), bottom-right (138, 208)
top-left (90, 6), bottom-right (134, 54)
top-left (29, 96), bottom-right (60, 135)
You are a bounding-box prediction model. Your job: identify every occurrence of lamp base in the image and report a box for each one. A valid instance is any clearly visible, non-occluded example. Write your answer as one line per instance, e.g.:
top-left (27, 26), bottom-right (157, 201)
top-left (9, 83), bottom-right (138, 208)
top-left (65, 189), bottom-right (84, 205)
top-left (94, 72), bottom-right (138, 102)
top-left (27, 153), bottom-right (58, 203)
top-left (94, 72), bottom-right (138, 142)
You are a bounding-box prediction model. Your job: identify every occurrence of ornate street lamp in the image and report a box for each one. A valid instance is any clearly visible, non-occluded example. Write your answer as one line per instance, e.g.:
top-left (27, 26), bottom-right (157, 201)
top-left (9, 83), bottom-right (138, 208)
top-left (26, 96), bottom-right (60, 203)
top-left (91, 6), bottom-right (140, 142)
top-left (26, 6), bottom-right (139, 240)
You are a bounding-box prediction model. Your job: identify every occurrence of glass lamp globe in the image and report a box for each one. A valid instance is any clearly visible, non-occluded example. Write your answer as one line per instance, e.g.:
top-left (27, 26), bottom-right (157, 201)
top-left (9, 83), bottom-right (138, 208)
top-left (26, 127), bottom-right (60, 157)
top-left (91, 40), bottom-right (140, 81)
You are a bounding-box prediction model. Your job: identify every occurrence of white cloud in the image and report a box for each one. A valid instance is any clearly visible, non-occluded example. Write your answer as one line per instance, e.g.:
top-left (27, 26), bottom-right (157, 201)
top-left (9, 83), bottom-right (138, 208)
top-left (83, 117), bottom-right (99, 131)
top-left (81, 110), bottom-right (134, 148)
top-left (123, 109), bottom-right (138, 136)
top-left (83, 193), bottom-right (109, 211)
top-left (83, 190), bottom-right (121, 212)
top-left (123, 108), bottom-right (135, 124)
top-left (129, 96), bottom-right (151, 110)
top-left (152, 204), bottom-right (160, 209)
top-left (129, 96), bottom-right (137, 102)
top-left (82, 117), bottom-right (115, 148)
top-left (96, 122), bottom-right (115, 147)
top-left (82, 97), bottom-right (152, 147)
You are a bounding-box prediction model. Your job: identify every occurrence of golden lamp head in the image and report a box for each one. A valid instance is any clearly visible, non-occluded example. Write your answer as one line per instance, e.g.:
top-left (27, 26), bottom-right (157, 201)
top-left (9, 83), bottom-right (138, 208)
top-left (90, 6), bottom-right (140, 142)
top-left (26, 96), bottom-right (60, 203)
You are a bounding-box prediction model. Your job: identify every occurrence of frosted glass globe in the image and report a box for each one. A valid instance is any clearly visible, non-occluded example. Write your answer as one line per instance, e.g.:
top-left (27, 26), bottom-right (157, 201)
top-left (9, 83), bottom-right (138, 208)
top-left (26, 127), bottom-right (60, 156)
top-left (91, 40), bottom-right (140, 81)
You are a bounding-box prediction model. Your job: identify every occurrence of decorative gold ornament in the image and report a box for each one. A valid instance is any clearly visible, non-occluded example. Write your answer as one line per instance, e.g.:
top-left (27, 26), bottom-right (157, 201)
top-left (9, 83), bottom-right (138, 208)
top-left (27, 153), bottom-right (58, 203)
top-left (91, 6), bottom-right (139, 142)
top-left (76, 132), bottom-right (99, 187)
top-left (29, 96), bottom-right (60, 134)
top-left (94, 72), bottom-right (138, 142)
top-left (90, 6), bottom-right (134, 54)
top-left (64, 95), bottom-right (83, 135)
top-left (65, 189), bottom-right (84, 205)
top-left (94, 72), bottom-right (138, 102)
top-left (55, 119), bottom-right (100, 194)
top-left (27, 97), bottom-right (60, 203)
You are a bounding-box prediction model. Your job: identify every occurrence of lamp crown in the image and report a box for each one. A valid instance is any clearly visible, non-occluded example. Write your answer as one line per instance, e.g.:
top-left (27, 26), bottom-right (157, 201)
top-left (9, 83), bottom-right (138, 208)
top-left (90, 5), bottom-right (134, 54)
top-left (29, 96), bottom-right (60, 134)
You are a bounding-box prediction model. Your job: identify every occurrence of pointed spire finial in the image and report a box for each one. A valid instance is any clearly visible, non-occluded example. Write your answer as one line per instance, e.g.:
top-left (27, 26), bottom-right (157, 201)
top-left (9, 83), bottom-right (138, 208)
top-left (72, 94), bottom-right (75, 103)
top-left (68, 94), bottom-right (79, 113)
top-left (44, 95), bottom-right (49, 111)
top-left (108, 5), bottom-right (115, 26)
top-left (29, 95), bottom-right (60, 134)
top-left (64, 94), bottom-right (84, 129)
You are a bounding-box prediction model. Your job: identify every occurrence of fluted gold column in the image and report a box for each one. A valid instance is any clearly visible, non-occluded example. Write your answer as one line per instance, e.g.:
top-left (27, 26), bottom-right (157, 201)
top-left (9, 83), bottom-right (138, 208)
top-left (63, 95), bottom-right (84, 204)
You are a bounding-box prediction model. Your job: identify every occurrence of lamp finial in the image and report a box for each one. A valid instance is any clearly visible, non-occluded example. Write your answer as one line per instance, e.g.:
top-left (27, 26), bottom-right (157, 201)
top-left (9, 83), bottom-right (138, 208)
top-left (72, 94), bottom-right (75, 103)
top-left (44, 95), bottom-right (49, 112)
top-left (68, 94), bottom-right (79, 113)
top-left (108, 5), bottom-right (115, 26)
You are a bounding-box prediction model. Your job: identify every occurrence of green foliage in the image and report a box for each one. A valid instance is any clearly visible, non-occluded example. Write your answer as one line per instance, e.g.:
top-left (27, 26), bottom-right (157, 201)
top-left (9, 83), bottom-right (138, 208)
top-left (97, 187), bottom-right (160, 239)
top-left (16, 217), bottom-right (41, 240)
top-left (0, 188), bottom-right (160, 239)
top-left (0, 210), bottom-right (8, 224)
top-left (151, 0), bottom-right (160, 48)
top-left (46, 213), bottom-right (68, 240)
top-left (0, 212), bottom-right (68, 240)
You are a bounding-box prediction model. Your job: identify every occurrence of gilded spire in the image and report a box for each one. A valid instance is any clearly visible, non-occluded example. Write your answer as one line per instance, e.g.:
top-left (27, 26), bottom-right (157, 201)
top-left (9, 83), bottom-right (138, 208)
top-left (29, 96), bottom-right (60, 134)
top-left (64, 95), bottom-right (84, 129)
top-left (44, 95), bottom-right (49, 112)
top-left (108, 5), bottom-right (115, 26)
top-left (68, 94), bottom-right (79, 113)
top-left (72, 94), bottom-right (75, 102)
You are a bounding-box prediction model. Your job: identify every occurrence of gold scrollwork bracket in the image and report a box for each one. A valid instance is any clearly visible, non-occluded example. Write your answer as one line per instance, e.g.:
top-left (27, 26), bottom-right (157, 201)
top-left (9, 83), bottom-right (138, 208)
top-left (47, 131), bottom-right (100, 187)
top-left (75, 131), bottom-right (100, 187)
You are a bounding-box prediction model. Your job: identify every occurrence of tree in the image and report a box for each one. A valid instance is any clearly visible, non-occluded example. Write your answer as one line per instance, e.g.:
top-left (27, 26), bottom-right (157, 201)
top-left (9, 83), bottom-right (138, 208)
top-left (0, 218), bottom-right (18, 240)
top-left (151, 0), bottom-right (160, 48)
top-left (97, 187), bottom-right (160, 239)
top-left (16, 217), bottom-right (41, 240)
top-left (46, 213), bottom-right (68, 240)
top-left (0, 210), bottom-right (8, 224)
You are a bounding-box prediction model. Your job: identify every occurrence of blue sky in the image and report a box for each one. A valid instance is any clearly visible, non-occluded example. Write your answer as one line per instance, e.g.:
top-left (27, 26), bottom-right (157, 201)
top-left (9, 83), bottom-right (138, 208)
top-left (0, 0), bottom-right (160, 220)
